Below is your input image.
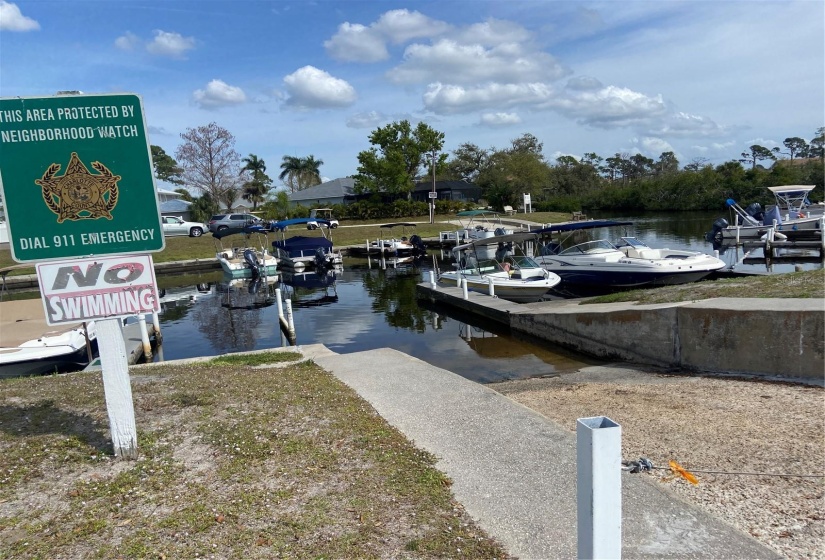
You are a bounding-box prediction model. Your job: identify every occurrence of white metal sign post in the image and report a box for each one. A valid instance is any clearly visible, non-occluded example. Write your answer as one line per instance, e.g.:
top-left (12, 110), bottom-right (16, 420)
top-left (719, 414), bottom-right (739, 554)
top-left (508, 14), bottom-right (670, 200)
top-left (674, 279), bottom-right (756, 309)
top-left (0, 92), bottom-right (166, 460)
top-left (37, 254), bottom-right (160, 458)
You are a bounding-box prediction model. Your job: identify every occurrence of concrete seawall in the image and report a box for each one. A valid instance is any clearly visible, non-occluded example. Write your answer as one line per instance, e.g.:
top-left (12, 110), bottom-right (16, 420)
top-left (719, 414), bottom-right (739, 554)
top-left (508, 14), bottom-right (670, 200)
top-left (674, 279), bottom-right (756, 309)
top-left (417, 283), bottom-right (825, 381)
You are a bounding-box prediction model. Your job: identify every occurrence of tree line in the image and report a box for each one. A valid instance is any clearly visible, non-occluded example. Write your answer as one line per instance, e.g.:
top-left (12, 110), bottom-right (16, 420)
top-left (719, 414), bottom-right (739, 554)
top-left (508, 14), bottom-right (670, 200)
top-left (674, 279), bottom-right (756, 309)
top-left (153, 121), bottom-right (824, 222)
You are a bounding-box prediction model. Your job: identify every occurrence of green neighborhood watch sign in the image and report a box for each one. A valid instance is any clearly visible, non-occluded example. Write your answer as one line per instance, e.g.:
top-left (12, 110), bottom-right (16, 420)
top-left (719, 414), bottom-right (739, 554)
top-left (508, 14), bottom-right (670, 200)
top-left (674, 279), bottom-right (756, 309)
top-left (0, 93), bottom-right (165, 263)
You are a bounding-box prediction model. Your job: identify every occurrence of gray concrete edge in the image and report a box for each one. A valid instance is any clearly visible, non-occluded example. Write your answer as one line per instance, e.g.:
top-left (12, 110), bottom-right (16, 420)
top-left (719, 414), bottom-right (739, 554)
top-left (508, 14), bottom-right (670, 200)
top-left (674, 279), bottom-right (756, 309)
top-left (416, 283), bottom-right (825, 381)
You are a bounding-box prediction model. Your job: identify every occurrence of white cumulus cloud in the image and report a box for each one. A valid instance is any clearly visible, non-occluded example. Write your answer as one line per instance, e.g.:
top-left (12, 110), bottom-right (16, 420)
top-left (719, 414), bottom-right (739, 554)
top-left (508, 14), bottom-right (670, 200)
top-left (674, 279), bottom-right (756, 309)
top-left (479, 112), bottom-right (522, 127)
top-left (324, 23), bottom-right (388, 63)
top-left (639, 136), bottom-right (674, 154)
top-left (424, 82), bottom-right (556, 115)
top-left (146, 30), bottom-right (196, 58)
top-left (283, 66), bottom-right (357, 110)
top-left (646, 112), bottom-right (730, 138)
top-left (325, 9), bottom-right (449, 62)
top-left (114, 31), bottom-right (141, 51)
top-left (372, 9), bottom-right (450, 44)
top-left (548, 85), bottom-right (668, 128)
top-left (0, 1), bottom-right (39, 31)
top-left (193, 79), bottom-right (247, 109)
top-left (388, 39), bottom-right (569, 85)
top-left (346, 111), bottom-right (387, 129)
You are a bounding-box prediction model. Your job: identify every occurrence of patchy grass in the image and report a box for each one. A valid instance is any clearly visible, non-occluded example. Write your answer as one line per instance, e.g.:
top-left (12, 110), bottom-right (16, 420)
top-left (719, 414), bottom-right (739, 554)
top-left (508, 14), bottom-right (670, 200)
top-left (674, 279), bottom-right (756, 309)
top-left (0, 358), bottom-right (510, 559)
top-left (583, 269), bottom-right (825, 304)
top-left (207, 351), bottom-right (303, 367)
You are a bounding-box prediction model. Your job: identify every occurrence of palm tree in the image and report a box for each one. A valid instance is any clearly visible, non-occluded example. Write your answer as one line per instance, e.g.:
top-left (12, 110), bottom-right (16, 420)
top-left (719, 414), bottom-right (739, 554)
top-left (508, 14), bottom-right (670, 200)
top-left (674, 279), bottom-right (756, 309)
top-left (240, 154), bottom-right (271, 210)
top-left (301, 155), bottom-right (324, 188)
top-left (279, 155), bottom-right (303, 193)
top-left (279, 155), bottom-right (325, 192)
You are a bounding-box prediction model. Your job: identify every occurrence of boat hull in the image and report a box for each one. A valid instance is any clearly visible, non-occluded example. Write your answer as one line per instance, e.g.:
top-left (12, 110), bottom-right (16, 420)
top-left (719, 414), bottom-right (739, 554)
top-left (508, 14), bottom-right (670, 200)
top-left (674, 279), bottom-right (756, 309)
top-left (439, 272), bottom-right (559, 303)
top-left (219, 261), bottom-right (278, 279)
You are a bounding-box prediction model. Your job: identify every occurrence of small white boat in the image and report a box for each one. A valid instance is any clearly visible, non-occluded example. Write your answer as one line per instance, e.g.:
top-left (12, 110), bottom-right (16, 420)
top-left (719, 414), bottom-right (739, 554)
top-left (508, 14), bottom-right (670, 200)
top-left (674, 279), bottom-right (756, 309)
top-left (351, 223), bottom-right (426, 257)
top-left (440, 210), bottom-right (514, 249)
top-left (0, 299), bottom-right (97, 378)
top-left (439, 232), bottom-right (561, 303)
top-left (212, 225), bottom-right (278, 279)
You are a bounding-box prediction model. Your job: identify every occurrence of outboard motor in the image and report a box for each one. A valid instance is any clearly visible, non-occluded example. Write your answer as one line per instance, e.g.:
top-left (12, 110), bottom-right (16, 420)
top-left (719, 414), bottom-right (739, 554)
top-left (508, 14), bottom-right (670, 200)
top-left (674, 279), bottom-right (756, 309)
top-left (705, 217), bottom-right (729, 243)
top-left (314, 246), bottom-right (329, 270)
top-left (744, 202), bottom-right (764, 222)
top-left (243, 249), bottom-right (260, 278)
top-left (494, 227), bottom-right (507, 236)
top-left (247, 277), bottom-right (261, 294)
top-left (409, 234), bottom-right (426, 254)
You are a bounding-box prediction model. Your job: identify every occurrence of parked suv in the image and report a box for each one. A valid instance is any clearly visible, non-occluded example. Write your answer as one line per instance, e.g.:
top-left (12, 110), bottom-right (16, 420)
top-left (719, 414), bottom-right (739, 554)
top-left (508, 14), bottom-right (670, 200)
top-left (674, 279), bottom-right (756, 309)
top-left (207, 213), bottom-right (261, 233)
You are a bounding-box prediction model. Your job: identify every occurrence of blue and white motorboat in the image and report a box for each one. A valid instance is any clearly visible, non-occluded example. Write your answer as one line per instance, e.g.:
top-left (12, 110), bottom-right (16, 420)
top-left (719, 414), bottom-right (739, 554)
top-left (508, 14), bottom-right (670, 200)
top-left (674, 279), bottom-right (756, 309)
top-left (269, 218), bottom-right (343, 271)
top-left (533, 220), bottom-right (725, 291)
top-left (212, 225), bottom-right (278, 279)
top-left (706, 185), bottom-right (824, 242)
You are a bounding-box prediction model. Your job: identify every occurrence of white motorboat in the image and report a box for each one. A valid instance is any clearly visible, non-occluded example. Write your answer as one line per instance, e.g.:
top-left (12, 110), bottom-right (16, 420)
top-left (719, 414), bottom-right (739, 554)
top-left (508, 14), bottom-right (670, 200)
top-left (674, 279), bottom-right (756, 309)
top-left (707, 185), bottom-right (824, 242)
top-left (533, 221), bottom-right (725, 291)
top-left (350, 223), bottom-right (426, 257)
top-left (0, 299), bottom-right (97, 378)
top-left (213, 224), bottom-right (278, 279)
top-left (439, 210), bottom-right (514, 249)
top-left (438, 232), bottom-right (561, 303)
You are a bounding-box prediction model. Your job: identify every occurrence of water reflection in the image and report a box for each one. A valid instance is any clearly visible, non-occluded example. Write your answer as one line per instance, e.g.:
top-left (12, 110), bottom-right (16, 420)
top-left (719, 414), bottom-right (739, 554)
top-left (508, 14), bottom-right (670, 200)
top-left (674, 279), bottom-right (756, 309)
top-left (151, 256), bottom-right (599, 383)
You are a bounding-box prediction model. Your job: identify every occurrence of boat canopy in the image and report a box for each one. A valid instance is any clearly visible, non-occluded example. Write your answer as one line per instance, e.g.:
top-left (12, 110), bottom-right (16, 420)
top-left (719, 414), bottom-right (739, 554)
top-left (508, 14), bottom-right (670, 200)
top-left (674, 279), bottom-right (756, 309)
top-left (272, 235), bottom-right (333, 253)
top-left (270, 217), bottom-right (331, 231)
top-left (453, 231), bottom-right (539, 251)
top-left (534, 220), bottom-right (633, 235)
top-left (767, 185), bottom-right (816, 196)
top-left (456, 210), bottom-right (501, 217)
top-left (211, 224), bottom-right (268, 240)
top-left (767, 185), bottom-right (816, 209)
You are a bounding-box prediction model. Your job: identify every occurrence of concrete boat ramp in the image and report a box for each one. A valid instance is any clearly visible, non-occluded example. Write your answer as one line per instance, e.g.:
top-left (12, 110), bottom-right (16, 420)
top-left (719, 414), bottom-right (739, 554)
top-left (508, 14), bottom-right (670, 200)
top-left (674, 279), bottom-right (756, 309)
top-left (294, 343), bottom-right (780, 559)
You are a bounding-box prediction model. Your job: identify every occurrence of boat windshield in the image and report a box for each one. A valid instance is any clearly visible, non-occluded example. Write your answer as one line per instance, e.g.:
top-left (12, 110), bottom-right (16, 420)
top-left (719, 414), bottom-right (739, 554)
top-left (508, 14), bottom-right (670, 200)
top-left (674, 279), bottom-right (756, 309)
top-left (615, 237), bottom-right (648, 249)
top-left (559, 240), bottom-right (618, 255)
top-left (504, 255), bottom-right (542, 269)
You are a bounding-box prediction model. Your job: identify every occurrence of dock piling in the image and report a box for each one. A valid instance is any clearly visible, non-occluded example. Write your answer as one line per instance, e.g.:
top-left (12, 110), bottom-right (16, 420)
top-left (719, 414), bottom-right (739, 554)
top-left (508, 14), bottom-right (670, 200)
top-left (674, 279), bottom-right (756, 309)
top-left (137, 314), bottom-right (152, 360)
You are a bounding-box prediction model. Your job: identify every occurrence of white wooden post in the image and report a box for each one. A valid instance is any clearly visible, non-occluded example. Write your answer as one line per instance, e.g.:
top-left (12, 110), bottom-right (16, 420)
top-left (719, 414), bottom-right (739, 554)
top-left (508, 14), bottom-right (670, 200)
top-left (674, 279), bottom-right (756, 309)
top-left (577, 416), bottom-right (621, 560)
top-left (429, 270), bottom-right (436, 289)
top-left (488, 277), bottom-right (495, 297)
top-left (97, 318), bottom-right (138, 459)
top-left (137, 314), bottom-right (152, 360)
top-left (462, 278), bottom-right (469, 300)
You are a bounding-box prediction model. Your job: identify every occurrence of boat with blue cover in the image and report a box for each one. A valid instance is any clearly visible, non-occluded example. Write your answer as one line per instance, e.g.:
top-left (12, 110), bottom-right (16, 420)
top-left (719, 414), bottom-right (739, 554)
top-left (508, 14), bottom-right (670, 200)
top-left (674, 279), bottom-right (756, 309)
top-left (269, 218), bottom-right (343, 271)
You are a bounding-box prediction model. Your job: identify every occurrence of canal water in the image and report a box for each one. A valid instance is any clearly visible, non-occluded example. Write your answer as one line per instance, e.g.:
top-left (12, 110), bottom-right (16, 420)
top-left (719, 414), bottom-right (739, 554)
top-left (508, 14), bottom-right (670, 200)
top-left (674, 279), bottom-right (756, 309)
top-left (152, 211), bottom-right (821, 383)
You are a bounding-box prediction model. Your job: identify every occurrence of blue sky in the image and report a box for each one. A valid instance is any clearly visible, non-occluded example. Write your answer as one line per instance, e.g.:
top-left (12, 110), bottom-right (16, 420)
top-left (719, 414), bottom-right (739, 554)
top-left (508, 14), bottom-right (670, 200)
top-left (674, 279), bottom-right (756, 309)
top-left (1, 0), bottom-right (823, 188)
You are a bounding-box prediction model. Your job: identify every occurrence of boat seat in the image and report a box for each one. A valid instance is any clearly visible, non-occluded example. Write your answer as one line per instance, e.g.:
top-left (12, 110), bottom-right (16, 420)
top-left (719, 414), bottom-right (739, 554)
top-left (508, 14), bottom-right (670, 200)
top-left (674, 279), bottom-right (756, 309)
top-left (637, 249), bottom-right (660, 259)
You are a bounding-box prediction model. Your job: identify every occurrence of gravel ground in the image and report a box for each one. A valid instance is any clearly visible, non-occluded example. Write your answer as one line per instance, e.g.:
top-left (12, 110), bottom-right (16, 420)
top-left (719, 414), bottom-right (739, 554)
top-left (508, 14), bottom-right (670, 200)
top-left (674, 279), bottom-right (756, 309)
top-left (491, 366), bottom-right (825, 560)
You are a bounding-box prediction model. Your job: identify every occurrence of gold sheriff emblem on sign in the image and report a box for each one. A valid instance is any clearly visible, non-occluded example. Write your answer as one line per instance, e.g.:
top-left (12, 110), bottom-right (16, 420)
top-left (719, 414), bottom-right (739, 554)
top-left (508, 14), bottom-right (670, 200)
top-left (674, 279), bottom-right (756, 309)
top-left (36, 152), bottom-right (120, 223)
